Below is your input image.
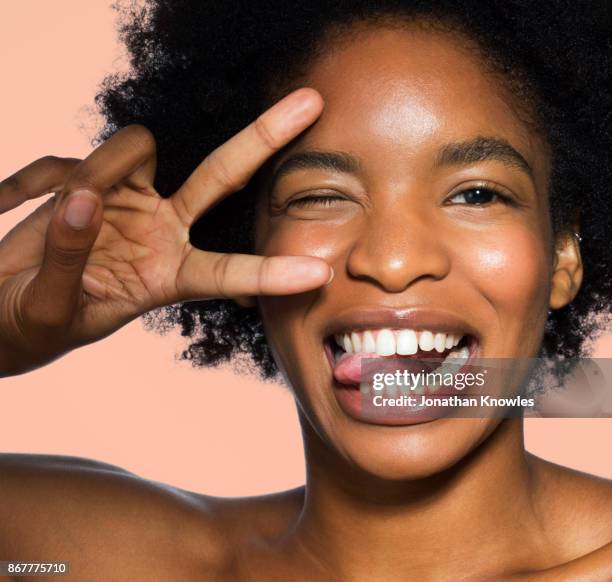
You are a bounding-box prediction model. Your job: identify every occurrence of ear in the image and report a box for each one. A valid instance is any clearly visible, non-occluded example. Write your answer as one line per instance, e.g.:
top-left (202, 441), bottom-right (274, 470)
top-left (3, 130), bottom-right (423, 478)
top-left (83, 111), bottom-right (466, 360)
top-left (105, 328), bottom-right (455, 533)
top-left (549, 231), bottom-right (583, 310)
top-left (233, 295), bottom-right (257, 308)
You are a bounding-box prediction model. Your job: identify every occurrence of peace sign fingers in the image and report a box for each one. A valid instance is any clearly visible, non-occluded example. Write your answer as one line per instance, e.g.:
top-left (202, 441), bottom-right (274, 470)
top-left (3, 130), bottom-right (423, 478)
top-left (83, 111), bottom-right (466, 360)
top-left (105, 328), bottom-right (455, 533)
top-left (171, 88), bottom-right (324, 226)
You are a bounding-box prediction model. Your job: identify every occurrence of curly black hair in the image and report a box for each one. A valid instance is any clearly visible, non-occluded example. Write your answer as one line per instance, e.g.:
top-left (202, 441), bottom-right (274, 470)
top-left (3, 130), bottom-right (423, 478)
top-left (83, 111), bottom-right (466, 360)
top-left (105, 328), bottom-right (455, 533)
top-left (96, 0), bottom-right (611, 379)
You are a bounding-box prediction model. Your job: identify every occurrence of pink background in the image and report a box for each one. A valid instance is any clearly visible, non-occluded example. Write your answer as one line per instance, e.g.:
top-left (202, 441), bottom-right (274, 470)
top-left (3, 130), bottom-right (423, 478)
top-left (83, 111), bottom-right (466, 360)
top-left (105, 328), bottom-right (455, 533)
top-left (0, 1), bottom-right (610, 495)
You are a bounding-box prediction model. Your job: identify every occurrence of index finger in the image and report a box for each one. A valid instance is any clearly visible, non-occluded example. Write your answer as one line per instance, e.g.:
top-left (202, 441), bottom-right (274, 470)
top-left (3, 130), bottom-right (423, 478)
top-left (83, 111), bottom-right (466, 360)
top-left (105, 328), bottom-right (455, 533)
top-left (171, 87), bottom-right (324, 225)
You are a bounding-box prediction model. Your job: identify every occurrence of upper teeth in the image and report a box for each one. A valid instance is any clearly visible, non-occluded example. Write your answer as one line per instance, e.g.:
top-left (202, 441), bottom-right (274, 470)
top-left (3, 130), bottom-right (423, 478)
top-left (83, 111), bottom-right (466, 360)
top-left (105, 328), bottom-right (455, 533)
top-left (333, 329), bottom-right (464, 356)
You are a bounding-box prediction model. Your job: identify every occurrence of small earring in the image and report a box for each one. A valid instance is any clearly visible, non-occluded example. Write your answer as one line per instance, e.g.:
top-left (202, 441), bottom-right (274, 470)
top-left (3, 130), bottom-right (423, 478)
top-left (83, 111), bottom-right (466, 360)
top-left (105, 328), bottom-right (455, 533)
top-left (574, 232), bottom-right (583, 243)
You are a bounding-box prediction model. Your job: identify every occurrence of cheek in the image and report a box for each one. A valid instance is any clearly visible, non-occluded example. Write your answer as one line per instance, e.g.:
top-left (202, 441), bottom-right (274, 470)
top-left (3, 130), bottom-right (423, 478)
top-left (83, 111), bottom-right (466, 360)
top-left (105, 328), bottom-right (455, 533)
top-left (457, 226), bottom-right (551, 319)
top-left (256, 221), bottom-right (352, 385)
top-left (256, 219), bottom-right (344, 261)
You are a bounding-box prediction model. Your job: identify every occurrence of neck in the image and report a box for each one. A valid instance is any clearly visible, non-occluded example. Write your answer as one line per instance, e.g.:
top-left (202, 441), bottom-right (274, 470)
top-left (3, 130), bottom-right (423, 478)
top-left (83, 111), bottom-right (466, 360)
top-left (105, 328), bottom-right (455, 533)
top-left (291, 418), bottom-right (542, 580)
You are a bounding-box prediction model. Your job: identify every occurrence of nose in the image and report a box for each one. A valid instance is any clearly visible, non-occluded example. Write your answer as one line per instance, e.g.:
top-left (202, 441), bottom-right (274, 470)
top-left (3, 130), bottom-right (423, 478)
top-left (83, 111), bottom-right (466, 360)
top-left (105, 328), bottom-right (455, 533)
top-left (346, 202), bottom-right (451, 293)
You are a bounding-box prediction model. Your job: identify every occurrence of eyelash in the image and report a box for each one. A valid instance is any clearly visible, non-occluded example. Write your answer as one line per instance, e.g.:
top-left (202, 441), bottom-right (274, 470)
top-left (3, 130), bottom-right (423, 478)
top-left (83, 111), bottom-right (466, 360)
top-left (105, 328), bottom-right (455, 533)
top-left (287, 186), bottom-right (515, 208)
top-left (288, 194), bottom-right (345, 208)
top-left (445, 186), bottom-right (515, 206)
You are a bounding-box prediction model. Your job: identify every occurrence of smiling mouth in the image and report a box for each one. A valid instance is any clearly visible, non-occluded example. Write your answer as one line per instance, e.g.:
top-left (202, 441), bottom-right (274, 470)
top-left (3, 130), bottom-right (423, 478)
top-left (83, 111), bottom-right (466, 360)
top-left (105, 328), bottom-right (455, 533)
top-left (324, 328), bottom-right (478, 387)
top-left (323, 328), bottom-right (481, 426)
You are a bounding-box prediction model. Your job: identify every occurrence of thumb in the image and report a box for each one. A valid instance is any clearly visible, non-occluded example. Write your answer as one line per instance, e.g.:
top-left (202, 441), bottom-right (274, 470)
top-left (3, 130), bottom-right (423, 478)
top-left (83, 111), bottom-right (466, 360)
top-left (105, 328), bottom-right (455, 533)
top-left (28, 189), bottom-right (102, 325)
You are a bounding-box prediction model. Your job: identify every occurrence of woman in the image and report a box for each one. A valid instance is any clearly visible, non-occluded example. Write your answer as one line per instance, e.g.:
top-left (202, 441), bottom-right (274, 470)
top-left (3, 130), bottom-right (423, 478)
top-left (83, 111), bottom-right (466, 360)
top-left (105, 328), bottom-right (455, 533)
top-left (1, 1), bottom-right (611, 579)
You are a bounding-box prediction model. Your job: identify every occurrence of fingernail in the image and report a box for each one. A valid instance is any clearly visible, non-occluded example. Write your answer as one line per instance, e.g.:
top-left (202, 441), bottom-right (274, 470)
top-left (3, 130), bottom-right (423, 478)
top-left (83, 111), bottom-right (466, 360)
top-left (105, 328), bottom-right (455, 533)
top-left (64, 190), bottom-right (97, 230)
top-left (326, 266), bottom-right (335, 285)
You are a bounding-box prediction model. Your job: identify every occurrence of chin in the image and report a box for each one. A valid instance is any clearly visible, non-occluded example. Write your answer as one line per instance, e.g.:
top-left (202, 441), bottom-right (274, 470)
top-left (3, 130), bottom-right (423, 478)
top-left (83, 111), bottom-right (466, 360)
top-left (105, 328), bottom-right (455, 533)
top-left (302, 401), bottom-right (503, 481)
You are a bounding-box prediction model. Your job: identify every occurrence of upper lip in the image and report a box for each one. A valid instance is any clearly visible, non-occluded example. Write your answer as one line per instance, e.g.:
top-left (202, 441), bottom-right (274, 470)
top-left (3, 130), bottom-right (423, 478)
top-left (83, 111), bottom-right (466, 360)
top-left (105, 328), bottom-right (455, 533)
top-left (322, 307), bottom-right (481, 341)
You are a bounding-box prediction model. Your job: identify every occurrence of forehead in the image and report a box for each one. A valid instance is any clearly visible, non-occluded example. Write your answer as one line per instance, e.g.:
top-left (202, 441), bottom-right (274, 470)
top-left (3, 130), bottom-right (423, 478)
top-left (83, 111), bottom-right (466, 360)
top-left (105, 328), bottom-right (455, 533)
top-left (284, 25), bottom-right (547, 179)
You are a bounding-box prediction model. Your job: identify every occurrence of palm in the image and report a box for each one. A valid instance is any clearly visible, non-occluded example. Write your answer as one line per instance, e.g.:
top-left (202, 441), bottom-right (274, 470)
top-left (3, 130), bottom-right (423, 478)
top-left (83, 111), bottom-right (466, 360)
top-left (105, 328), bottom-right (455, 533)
top-left (0, 185), bottom-right (186, 340)
top-left (84, 186), bottom-right (188, 310)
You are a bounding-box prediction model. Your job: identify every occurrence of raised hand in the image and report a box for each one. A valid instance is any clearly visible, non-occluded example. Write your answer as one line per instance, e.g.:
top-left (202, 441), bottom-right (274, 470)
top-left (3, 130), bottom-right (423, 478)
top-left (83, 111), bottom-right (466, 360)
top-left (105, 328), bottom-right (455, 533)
top-left (0, 88), bottom-right (330, 376)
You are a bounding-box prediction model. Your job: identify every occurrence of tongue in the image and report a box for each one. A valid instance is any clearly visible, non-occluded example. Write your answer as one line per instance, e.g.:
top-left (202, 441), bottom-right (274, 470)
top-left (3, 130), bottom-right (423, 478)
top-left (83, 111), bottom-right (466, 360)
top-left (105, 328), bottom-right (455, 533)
top-left (332, 351), bottom-right (445, 386)
top-left (333, 352), bottom-right (376, 385)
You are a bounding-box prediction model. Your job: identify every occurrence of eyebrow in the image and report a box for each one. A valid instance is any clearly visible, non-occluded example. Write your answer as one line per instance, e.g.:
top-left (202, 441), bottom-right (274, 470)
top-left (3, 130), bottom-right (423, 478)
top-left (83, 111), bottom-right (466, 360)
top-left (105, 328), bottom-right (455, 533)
top-left (270, 136), bottom-right (532, 185)
top-left (271, 150), bottom-right (361, 184)
top-left (435, 136), bottom-right (533, 176)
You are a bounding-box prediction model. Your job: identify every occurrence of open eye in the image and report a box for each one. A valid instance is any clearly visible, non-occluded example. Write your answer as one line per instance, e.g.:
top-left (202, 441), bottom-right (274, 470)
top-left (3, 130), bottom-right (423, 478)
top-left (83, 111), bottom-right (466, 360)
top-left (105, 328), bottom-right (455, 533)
top-left (447, 186), bottom-right (510, 206)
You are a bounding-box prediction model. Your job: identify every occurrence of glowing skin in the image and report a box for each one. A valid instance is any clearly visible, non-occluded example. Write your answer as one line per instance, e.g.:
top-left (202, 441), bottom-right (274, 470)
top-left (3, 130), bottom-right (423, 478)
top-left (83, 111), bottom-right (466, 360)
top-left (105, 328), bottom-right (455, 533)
top-left (248, 26), bottom-right (609, 579)
top-left (256, 26), bottom-right (553, 479)
top-left (1, 22), bottom-right (609, 582)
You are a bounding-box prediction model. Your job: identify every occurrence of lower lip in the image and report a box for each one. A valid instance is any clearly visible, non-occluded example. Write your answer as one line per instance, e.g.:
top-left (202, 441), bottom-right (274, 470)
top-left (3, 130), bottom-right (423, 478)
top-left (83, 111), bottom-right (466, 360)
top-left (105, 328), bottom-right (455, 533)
top-left (325, 339), bottom-right (480, 426)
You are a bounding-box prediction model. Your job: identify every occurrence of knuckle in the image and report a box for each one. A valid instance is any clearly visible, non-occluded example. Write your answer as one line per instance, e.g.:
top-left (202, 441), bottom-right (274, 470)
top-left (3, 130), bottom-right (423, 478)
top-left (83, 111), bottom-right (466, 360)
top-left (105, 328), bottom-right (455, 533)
top-left (50, 244), bottom-right (88, 271)
top-left (63, 171), bottom-right (99, 196)
top-left (259, 258), bottom-right (273, 293)
top-left (36, 155), bottom-right (78, 182)
top-left (0, 281), bottom-right (33, 348)
top-left (35, 155), bottom-right (62, 168)
top-left (212, 253), bottom-right (232, 298)
top-left (253, 116), bottom-right (280, 151)
top-left (122, 124), bottom-right (156, 153)
top-left (206, 151), bottom-right (246, 191)
top-left (0, 174), bottom-right (20, 194)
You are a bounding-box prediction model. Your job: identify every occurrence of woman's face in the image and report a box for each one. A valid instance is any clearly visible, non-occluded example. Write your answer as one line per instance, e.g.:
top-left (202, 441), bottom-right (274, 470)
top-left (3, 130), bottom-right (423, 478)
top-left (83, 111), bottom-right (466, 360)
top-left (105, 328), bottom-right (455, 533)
top-left (255, 25), bottom-right (554, 479)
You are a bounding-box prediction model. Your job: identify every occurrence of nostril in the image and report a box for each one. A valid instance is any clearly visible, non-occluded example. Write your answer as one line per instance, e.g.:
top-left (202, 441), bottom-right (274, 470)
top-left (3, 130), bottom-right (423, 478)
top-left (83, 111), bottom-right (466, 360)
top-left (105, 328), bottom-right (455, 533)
top-left (345, 229), bottom-right (451, 293)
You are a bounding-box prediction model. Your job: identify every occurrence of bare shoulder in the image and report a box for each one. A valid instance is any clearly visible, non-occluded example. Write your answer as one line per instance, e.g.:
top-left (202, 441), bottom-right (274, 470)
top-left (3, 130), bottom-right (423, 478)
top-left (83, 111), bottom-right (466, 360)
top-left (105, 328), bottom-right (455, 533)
top-left (0, 453), bottom-right (251, 580)
top-left (198, 485), bottom-right (305, 540)
top-left (528, 454), bottom-right (612, 564)
top-left (534, 540), bottom-right (612, 582)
